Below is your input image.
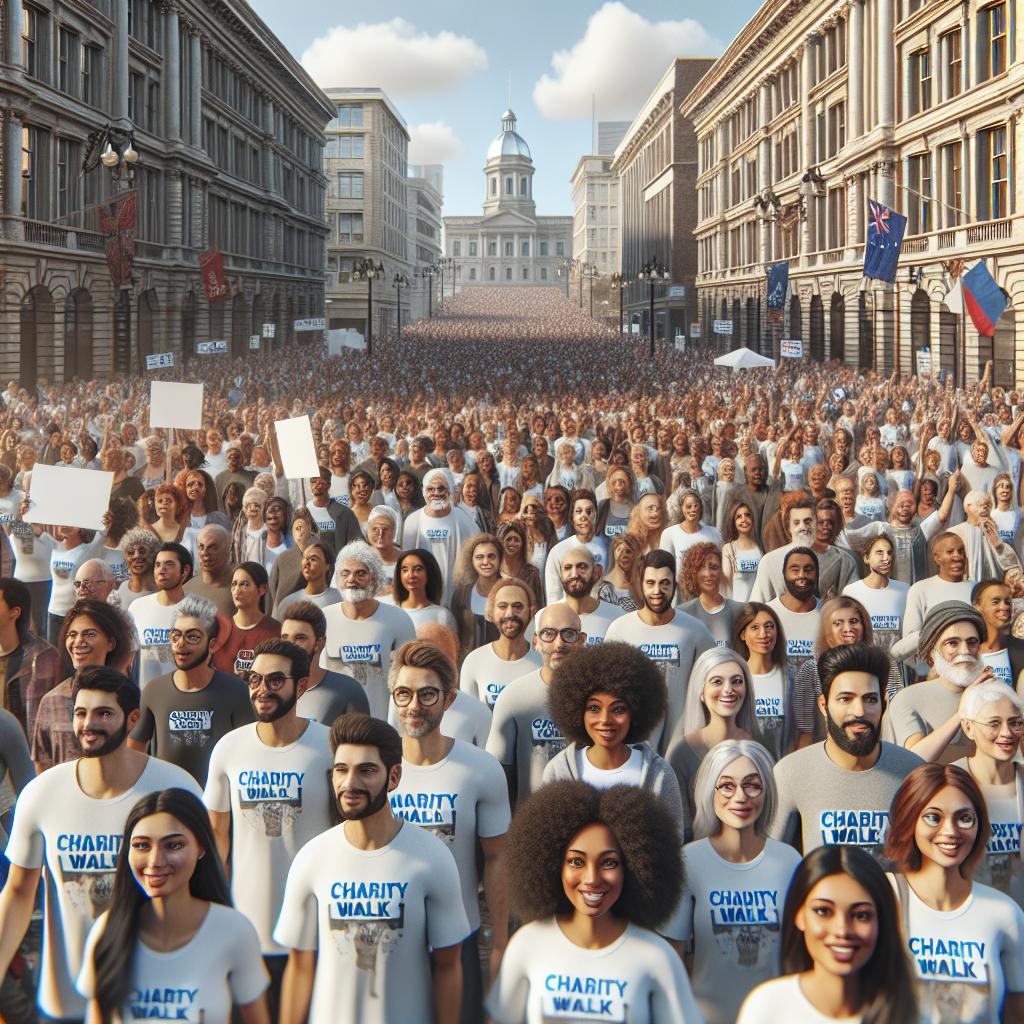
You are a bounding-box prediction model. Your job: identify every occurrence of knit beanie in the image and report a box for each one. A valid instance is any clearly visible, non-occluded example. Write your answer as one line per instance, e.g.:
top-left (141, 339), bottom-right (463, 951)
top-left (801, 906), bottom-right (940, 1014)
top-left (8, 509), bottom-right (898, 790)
top-left (917, 600), bottom-right (985, 665)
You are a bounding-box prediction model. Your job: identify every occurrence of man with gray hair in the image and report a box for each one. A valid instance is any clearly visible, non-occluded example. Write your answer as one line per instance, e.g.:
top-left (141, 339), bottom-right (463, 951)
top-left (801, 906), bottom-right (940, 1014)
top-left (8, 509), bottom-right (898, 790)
top-left (883, 601), bottom-right (994, 766)
top-left (322, 540), bottom-right (416, 718)
top-left (127, 594), bottom-right (252, 785)
top-left (71, 559), bottom-right (115, 604)
top-left (183, 523), bottom-right (234, 617)
top-left (949, 489), bottom-right (1021, 580)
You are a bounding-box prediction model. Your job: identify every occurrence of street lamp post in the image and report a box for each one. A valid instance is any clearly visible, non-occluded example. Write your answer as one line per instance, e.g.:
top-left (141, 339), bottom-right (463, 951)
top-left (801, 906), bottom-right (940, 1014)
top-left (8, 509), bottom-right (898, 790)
top-left (393, 272), bottom-right (409, 335)
top-left (352, 257), bottom-right (384, 357)
top-left (557, 257), bottom-right (579, 300)
top-left (582, 264), bottom-right (599, 317)
top-left (437, 257), bottom-right (454, 307)
top-left (610, 272), bottom-right (625, 336)
top-left (420, 265), bottom-right (435, 318)
top-left (637, 257), bottom-right (670, 361)
top-left (93, 119), bottom-right (140, 190)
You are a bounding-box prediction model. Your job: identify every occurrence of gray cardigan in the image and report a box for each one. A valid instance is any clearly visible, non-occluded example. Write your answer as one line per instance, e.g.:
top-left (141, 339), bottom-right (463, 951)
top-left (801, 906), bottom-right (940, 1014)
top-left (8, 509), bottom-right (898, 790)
top-left (542, 741), bottom-right (687, 839)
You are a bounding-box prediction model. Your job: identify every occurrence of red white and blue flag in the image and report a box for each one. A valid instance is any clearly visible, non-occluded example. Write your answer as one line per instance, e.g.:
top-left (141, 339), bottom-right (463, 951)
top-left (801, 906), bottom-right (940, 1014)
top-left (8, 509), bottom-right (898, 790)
top-left (863, 199), bottom-right (907, 282)
top-left (962, 260), bottom-right (1007, 336)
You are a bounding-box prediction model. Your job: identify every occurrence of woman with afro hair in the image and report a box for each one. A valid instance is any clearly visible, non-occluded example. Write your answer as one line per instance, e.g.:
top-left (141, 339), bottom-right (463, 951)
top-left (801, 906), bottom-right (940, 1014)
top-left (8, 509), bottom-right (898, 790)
top-left (541, 642), bottom-right (686, 837)
top-left (487, 781), bottom-right (702, 1023)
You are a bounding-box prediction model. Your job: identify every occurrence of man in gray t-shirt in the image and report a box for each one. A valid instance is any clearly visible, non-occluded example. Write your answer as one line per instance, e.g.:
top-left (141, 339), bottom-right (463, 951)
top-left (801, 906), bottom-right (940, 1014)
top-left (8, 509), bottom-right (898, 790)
top-left (128, 595), bottom-right (252, 785)
top-left (771, 642), bottom-right (923, 858)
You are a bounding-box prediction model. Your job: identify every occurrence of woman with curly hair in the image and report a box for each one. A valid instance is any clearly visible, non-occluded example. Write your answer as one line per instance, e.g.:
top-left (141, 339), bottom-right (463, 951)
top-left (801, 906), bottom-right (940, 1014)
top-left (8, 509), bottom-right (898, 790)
top-left (113, 528), bottom-right (159, 609)
top-left (541, 642), bottom-right (685, 836)
top-left (449, 533), bottom-right (502, 657)
top-left (625, 492), bottom-right (668, 555)
top-left (99, 496), bottom-right (139, 584)
top-left (496, 520), bottom-right (544, 608)
top-left (662, 739), bottom-right (801, 1024)
top-left (594, 533), bottom-right (644, 611)
top-left (721, 498), bottom-right (763, 602)
top-left (147, 483), bottom-right (190, 544)
top-left (679, 542), bottom-right (744, 646)
top-left (488, 781), bottom-right (701, 1023)
top-left (666, 646), bottom-right (755, 831)
top-left (736, 845), bottom-right (917, 1024)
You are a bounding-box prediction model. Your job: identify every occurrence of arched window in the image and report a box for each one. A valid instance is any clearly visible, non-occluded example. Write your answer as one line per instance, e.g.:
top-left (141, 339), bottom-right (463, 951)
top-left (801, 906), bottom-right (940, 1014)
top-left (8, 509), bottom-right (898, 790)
top-left (505, 177), bottom-right (512, 195)
top-left (490, 177), bottom-right (497, 195)
top-left (520, 177), bottom-right (527, 195)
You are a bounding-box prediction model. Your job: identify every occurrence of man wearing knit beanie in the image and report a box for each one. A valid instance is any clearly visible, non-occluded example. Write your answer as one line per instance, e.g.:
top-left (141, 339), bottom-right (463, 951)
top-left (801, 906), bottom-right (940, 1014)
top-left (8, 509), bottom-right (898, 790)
top-left (882, 600), bottom-right (993, 765)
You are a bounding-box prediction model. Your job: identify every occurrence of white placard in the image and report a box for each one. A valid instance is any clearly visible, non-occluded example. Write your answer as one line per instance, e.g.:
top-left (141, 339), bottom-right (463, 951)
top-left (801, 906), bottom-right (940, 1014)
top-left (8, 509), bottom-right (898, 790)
top-left (25, 464), bottom-right (113, 531)
top-left (674, 337), bottom-right (686, 352)
top-left (916, 348), bottom-right (932, 378)
top-left (250, 335), bottom-right (260, 350)
top-left (713, 319), bottom-right (734, 334)
top-left (150, 381), bottom-right (204, 430)
top-left (293, 318), bottom-right (326, 332)
top-left (780, 339), bottom-right (804, 358)
top-left (262, 322), bottom-right (276, 339)
top-left (197, 340), bottom-right (228, 354)
top-left (690, 323), bottom-right (701, 338)
top-left (145, 352), bottom-right (174, 370)
top-left (274, 416), bottom-right (320, 479)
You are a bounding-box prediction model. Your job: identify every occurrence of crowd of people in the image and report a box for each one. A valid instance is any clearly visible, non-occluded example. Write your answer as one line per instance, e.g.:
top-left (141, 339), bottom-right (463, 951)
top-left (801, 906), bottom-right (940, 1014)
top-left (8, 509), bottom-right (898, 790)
top-left (0, 284), bottom-right (1023, 1023)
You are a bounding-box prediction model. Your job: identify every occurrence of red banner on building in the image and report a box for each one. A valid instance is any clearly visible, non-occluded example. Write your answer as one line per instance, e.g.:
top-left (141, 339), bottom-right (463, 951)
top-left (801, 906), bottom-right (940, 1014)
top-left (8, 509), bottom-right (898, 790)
top-left (98, 191), bottom-right (136, 289)
top-left (200, 247), bottom-right (229, 302)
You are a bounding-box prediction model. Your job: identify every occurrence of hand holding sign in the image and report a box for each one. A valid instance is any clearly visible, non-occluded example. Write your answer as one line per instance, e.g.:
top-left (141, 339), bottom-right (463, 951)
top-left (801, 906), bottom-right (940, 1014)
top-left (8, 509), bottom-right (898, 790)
top-left (24, 464), bottom-right (113, 531)
top-left (274, 416), bottom-right (320, 479)
top-left (150, 382), bottom-right (204, 430)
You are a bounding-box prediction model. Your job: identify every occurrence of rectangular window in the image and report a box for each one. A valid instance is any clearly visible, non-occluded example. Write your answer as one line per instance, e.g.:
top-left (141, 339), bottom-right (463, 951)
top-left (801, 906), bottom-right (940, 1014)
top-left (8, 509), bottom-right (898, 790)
top-left (336, 104), bottom-right (364, 128)
top-left (541, 268), bottom-right (548, 280)
top-left (983, 3), bottom-right (1008, 79)
top-left (540, 241), bottom-right (548, 256)
top-left (128, 72), bottom-right (144, 126)
top-left (828, 186), bottom-right (846, 247)
top-left (56, 138), bottom-right (78, 218)
top-left (488, 241), bottom-right (497, 256)
top-left (489, 267), bottom-right (495, 281)
top-left (453, 241), bottom-right (461, 257)
top-left (944, 30), bottom-right (962, 98)
top-left (943, 142), bottom-right (963, 226)
top-left (469, 242), bottom-right (477, 256)
top-left (985, 127), bottom-right (1009, 219)
top-left (335, 173), bottom-right (364, 199)
top-left (556, 242), bottom-right (565, 256)
top-left (907, 154), bottom-right (932, 234)
top-left (58, 27), bottom-right (80, 95)
top-left (469, 268), bottom-right (477, 281)
top-left (338, 213), bottom-right (364, 243)
top-left (505, 268), bottom-right (512, 280)
top-left (910, 49), bottom-right (931, 114)
top-left (504, 241), bottom-right (513, 256)
top-left (81, 44), bottom-right (100, 106)
top-left (336, 136), bottom-right (365, 159)
top-left (22, 4), bottom-right (41, 78)
top-left (522, 267), bottom-right (529, 280)
top-left (521, 241), bottom-right (529, 257)
top-left (21, 125), bottom-right (48, 220)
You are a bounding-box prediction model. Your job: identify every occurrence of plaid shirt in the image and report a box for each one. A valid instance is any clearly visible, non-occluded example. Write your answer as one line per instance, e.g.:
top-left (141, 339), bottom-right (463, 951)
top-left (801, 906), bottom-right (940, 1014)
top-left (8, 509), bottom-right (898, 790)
top-left (30, 676), bottom-right (79, 772)
top-left (4, 631), bottom-right (60, 741)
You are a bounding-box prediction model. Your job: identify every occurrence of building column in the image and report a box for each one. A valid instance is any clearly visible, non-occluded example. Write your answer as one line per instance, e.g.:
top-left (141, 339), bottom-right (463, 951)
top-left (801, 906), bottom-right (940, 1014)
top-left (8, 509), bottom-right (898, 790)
top-left (189, 29), bottom-right (202, 147)
top-left (164, 2), bottom-right (181, 142)
top-left (877, 157), bottom-right (896, 209)
top-left (877, 0), bottom-right (896, 130)
top-left (801, 39), bottom-right (815, 257)
top-left (263, 95), bottom-right (275, 193)
top-left (3, 111), bottom-right (23, 220)
top-left (849, 0), bottom-right (864, 138)
top-left (167, 170), bottom-right (183, 247)
top-left (758, 79), bottom-right (771, 266)
top-left (930, 29), bottom-right (942, 107)
top-left (114, 0), bottom-right (130, 121)
top-left (6, 0), bottom-right (24, 66)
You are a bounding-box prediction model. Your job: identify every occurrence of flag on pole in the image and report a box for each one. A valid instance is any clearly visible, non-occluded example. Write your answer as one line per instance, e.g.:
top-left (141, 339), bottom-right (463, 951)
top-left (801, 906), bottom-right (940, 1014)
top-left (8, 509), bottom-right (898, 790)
top-left (98, 191), bottom-right (137, 289)
top-left (766, 262), bottom-right (789, 308)
top-left (862, 199), bottom-right (907, 283)
top-left (961, 260), bottom-right (1007, 336)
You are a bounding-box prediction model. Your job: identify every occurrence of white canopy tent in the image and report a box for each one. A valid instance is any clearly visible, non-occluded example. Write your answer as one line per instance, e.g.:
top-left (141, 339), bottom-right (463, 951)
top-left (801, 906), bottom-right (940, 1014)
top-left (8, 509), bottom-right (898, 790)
top-left (713, 347), bottom-right (776, 370)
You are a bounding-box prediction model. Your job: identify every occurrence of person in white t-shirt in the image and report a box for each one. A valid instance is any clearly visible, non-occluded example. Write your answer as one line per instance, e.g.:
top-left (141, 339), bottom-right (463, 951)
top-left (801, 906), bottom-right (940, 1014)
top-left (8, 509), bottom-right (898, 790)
top-left (488, 780), bottom-right (702, 1024)
top-left (0, 666), bottom-right (202, 1021)
top-left (274, 713), bottom-right (469, 1024)
top-left (77, 788), bottom-right (269, 1024)
top-left (885, 762), bottom-right (1024, 1024)
top-left (658, 488), bottom-right (723, 582)
top-left (737, 844), bottom-right (918, 1024)
top-left (129, 541), bottom-right (193, 689)
top-left (538, 543), bottom-right (626, 646)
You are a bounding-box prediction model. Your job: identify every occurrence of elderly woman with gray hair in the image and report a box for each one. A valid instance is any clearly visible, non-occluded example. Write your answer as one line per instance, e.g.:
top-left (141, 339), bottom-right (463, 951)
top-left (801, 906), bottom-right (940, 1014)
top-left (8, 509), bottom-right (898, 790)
top-left (660, 739), bottom-right (799, 1024)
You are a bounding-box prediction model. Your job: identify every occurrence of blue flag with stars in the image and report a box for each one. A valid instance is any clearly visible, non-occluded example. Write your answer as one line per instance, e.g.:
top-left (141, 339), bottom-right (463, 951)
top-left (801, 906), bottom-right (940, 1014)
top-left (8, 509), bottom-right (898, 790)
top-left (863, 199), bottom-right (907, 282)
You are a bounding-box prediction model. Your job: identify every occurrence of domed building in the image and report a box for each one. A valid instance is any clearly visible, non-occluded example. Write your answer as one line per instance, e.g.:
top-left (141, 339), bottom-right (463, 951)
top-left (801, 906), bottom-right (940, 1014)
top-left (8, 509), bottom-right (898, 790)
top-left (443, 109), bottom-right (572, 288)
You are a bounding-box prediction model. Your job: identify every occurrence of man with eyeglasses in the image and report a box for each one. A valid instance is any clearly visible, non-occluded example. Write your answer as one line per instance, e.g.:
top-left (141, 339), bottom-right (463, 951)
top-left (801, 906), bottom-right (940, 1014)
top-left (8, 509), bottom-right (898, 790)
top-left (127, 595), bottom-right (252, 785)
top-left (884, 602), bottom-right (994, 765)
top-left (72, 559), bottom-right (116, 604)
top-left (388, 640), bottom-right (510, 1022)
top-left (204, 637), bottom-right (332, 1020)
top-left (486, 603), bottom-right (586, 808)
top-left (540, 544), bottom-right (625, 646)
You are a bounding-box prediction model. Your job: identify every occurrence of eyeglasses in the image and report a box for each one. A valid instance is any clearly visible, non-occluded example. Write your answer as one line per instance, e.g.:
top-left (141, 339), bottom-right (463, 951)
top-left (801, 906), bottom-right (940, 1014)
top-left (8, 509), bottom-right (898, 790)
top-left (73, 579), bottom-right (104, 590)
top-left (966, 717), bottom-right (1024, 736)
top-left (169, 629), bottom-right (205, 645)
top-left (392, 686), bottom-right (442, 707)
top-left (715, 780), bottom-right (764, 799)
top-left (245, 671), bottom-right (292, 691)
top-left (537, 627), bottom-right (582, 644)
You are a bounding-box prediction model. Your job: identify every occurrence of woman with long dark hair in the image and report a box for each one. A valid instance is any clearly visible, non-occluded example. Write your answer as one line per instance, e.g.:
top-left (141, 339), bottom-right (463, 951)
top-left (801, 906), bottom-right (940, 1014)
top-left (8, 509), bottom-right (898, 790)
top-left (211, 562), bottom-right (280, 676)
top-left (721, 498), bottom-right (763, 603)
top-left (736, 845), bottom-right (917, 1024)
top-left (183, 469), bottom-right (230, 530)
top-left (77, 788), bottom-right (269, 1024)
top-left (390, 548), bottom-right (456, 632)
top-left (885, 763), bottom-right (1024, 1023)
top-left (450, 533), bottom-right (502, 657)
top-left (496, 519), bottom-right (544, 608)
top-left (395, 468), bottom-right (425, 517)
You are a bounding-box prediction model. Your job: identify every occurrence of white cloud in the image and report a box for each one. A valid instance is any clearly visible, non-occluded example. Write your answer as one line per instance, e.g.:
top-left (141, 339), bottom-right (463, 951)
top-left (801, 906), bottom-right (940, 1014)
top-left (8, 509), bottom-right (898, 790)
top-left (533, 2), bottom-right (719, 121)
top-left (301, 19), bottom-right (487, 97)
top-left (408, 122), bottom-right (464, 165)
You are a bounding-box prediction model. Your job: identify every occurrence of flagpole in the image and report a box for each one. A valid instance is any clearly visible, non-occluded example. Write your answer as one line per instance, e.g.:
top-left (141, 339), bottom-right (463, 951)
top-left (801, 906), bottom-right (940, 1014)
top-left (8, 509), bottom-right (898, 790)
top-left (894, 280), bottom-right (901, 378)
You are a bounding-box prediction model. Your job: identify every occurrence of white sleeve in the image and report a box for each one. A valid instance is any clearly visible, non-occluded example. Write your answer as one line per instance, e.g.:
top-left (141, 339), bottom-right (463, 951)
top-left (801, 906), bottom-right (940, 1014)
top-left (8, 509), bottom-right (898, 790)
top-left (272, 851), bottom-right (320, 951)
top-left (485, 926), bottom-right (532, 1024)
top-left (202, 738), bottom-right (232, 813)
top-left (227, 912), bottom-right (270, 1006)
top-left (424, 841), bottom-right (470, 950)
top-left (74, 915), bottom-right (105, 999)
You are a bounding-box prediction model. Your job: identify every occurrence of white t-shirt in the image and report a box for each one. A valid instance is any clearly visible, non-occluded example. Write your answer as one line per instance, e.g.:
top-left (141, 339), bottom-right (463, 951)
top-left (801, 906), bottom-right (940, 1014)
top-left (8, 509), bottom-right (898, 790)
top-left (529, 599), bottom-right (627, 648)
top-left (329, 473), bottom-right (350, 504)
top-left (401, 506), bottom-right (478, 604)
top-left (752, 666), bottom-right (786, 760)
top-left (4, 757), bottom-right (202, 1019)
top-left (577, 744), bottom-right (644, 788)
top-left (389, 740), bottom-right (510, 931)
top-left (273, 821), bottom-right (469, 1024)
top-left (842, 578), bottom-right (908, 645)
top-left (321, 602), bottom-right (417, 719)
top-left (129, 592), bottom-right (184, 689)
top-left (737, 974), bottom-right (862, 1023)
top-left (767, 597), bottom-right (821, 668)
top-left (488, 918), bottom-right (702, 1024)
top-left (981, 648), bottom-right (1014, 687)
top-left (460, 642), bottom-right (542, 709)
top-left (895, 878), bottom-right (1024, 1024)
top-left (77, 903), bottom-right (268, 1020)
top-left (662, 837), bottom-right (802, 1024)
top-left (306, 500), bottom-right (336, 534)
top-left (203, 720), bottom-right (333, 954)
top-left (659, 523), bottom-right (724, 581)
top-left (9, 520), bottom-right (52, 582)
top-left (544, 535), bottom-right (610, 605)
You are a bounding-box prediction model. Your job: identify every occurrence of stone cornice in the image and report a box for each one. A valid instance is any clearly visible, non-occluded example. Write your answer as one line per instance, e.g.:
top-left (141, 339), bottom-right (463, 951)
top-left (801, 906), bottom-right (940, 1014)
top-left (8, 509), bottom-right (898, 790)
top-left (611, 91), bottom-right (675, 172)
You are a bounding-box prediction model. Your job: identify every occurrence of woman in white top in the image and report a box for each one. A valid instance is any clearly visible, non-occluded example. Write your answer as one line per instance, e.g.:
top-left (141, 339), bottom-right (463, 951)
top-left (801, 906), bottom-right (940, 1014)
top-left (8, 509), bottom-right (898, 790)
top-left (488, 781), bottom-right (702, 1024)
top-left (885, 763), bottom-right (1024, 1024)
top-left (737, 844), bottom-right (917, 1024)
top-left (390, 547), bottom-right (456, 632)
top-left (77, 788), bottom-right (269, 1024)
top-left (658, 488), bottom-right (723, 580)
top-left (663, 739), bottom-right (802, 1024)
top-left (596, 465), bottom-right (636, 539)
top-left (365, 505), bottom-right (402, 597)
top-left (954, 682), bottom-right (1024, 908)
top-left (854, 470), bottom-right (886, 522)
top-left (666, 646), bottom-right (755, 834)
top-left (991, 473), bottom-right (1023, 559)
top-left (973, 579), bottom-right (1018, 688)
top-left (593, 533), bottom-right (644, 612)
top-left (886, 444), bottom-right (917, 496)
top-left (721, 498), bottom-right (764, 603)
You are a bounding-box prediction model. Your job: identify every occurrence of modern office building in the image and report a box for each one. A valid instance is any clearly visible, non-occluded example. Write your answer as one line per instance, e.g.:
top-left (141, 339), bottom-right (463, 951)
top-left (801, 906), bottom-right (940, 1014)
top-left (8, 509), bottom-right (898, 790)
top-left (406, 169), bottom-right (443, 322)
top-left (2, 0), bottom-right (332, 385)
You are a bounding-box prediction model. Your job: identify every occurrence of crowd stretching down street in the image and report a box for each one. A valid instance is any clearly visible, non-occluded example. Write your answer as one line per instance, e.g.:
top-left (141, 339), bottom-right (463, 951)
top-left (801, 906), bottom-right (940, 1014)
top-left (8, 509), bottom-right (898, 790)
top-left (0, 285), bottom-right (1023, 1024)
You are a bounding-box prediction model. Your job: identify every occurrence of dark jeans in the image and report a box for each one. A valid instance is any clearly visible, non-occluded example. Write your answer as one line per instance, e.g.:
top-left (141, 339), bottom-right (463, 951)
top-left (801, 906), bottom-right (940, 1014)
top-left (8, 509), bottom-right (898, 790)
top-left (24, 579), bottom-right (50, 638)
top-left (263, 954), bottom-right (287, 1022)
top-left (461, 929), bottom-right (484, 1024)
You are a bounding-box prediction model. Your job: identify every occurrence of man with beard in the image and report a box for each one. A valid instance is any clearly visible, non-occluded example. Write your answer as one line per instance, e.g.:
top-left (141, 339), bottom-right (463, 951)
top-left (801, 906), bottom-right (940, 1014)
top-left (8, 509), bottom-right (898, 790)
top-left (459, 578), bottom-right (541, 709)
top-left (0, 666), bottom-right (200, 1022)
top-left (487, 603), bottom-right (587, 808)
top-left (810, 499), bottom-right (859, 599)
top-left (538, 545), bottom-right (626, 646)
top-left (388, 641), bottom-right (510, 1023)
top-left (950, 489), bottom-right (1021, 581)
top-left (401, 469), bottom-right (477, 604)
top-left (275, 714), bottom-right (468, 1024)
top-left (883, 602), bottom-right (993, 765)
top-left (767, 548), bottom-right (822, 677)
top-left (183, 523), bottom-right (234, 617)
top-left (204, 638), bottom-right (332, 1020)
top-left (749, 498), bottom-right (818, 602)
top-left (903, 532), bottom-right (976, 635)
top-left (280, 600), bottom-right (368, 725)
top-left (128, 542), bottom-right (193, 689)
top-left (771, 643), bottom-right (923, 857)
top-left (605, 550), bottom-right (716, 753)
top-left (127, 595), bottom-right (253, 785)
top-left (322, 541), bottom-right (416, 719)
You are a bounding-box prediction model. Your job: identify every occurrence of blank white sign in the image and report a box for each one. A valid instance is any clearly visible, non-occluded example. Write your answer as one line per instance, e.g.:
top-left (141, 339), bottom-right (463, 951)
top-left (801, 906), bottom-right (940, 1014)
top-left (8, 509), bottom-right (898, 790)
top-left (275, 416), bottom-right (320, 479)
top-left (150, 381), bottom-right (204, 430)
top-left (25, 464), bottom-right (113, 530)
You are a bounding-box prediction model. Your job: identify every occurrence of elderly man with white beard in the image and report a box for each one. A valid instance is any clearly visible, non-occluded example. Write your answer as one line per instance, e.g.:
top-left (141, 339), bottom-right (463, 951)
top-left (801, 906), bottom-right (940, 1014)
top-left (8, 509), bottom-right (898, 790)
top-left (949, 489), bottom-right (1022, 581)
top-left (882, 602), bottom-right (994, 765)
top-left (401, 468), bottom-right (477, 604)
top-left (748, 498), bottom-right (818, 602)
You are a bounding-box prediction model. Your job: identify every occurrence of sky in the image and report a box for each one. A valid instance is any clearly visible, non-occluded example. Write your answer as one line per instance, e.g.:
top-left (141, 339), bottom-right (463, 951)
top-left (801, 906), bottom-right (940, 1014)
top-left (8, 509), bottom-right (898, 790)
top-left (249, 0), bottom-right (762, 216)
